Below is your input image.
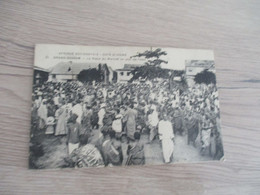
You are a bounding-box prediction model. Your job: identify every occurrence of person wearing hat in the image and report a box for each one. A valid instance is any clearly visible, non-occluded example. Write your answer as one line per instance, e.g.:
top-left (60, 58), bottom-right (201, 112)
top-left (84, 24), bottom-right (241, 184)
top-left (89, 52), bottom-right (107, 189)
top-left (67, 113), bottom-right (80, 155)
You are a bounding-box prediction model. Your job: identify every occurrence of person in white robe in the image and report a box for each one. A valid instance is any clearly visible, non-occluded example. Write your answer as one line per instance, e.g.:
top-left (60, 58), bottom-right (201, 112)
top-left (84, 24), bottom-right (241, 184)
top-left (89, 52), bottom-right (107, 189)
top-left (72, 101), bottom-right (83, 124)
top-left (98, 103), bottom-right (106, 129)
top-left (55, 104), bottom-right (68, 135)
top-left (35, 95), bottom-right (42, 109)
top-left (148, 107), bottom-right (159, 142)
top-left (37, 99), bottom-right (48, 130)
top-left (158, 113), bottom-right (174, 163)
top-left (112, 111), bottom-right (123, 138)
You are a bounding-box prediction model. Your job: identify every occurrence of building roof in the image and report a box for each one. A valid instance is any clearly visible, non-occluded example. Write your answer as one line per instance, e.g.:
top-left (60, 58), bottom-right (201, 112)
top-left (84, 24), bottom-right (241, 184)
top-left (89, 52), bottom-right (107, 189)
top-left (34, 66), bottom-right (50, 72)
top-left (115, 64), bottom-right (143, 71)
top-left (50, 62), bottom-right (100, 75)
top-left (185, 60), bottom-right (215, 76)
top-left (123, 64), bottom-right (143, 69)
top-left (116, 69), bottom-right (133, 71)
top-left (185, 60), bottom-right (215, 68)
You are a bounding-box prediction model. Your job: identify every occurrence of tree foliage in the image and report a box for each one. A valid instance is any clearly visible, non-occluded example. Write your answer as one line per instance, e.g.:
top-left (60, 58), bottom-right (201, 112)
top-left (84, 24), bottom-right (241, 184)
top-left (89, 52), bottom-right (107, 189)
top-left (77, 68), bottom-right (101, 83)
top-left (129, 48), bottom-right (188, 92)
top-left (129, 66), bottom-right (171, 82)
top-left (129, 48), bottom-right (170, 81)
top-left (194, 69), bottom-right (216, 85)
top-left (131, 48), bottom-right (168, 67)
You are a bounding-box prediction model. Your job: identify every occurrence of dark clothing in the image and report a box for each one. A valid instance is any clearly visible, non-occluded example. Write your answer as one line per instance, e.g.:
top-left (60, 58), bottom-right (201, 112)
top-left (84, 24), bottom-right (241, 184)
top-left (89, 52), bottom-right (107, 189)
top-left (126, 142), bottom-right (145, 165)
top-left (101, 139), bottom-right (123, 166)
top-left (187, 117), bottom-right (199, 145)
top-left (173, 110), bottom-right (184, 135)
top-left (67, 122), bottom-right (80, 144)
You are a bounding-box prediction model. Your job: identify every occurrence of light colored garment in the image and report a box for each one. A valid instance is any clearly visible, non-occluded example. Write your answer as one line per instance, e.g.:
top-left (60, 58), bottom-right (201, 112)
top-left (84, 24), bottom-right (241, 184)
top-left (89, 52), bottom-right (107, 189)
top-left (38, 103), bottom-right (47, 129)
top-left (158, 120), bottom-right (174, 163)
top-left (66, 103), bottom-right (73, 115)
top-left (98, 108), bottom-right (106, 127)
top-left (35, 98), bottom-right (42, 109)
top-left (112, 114), bottom-right (122, 133)
top-left (55, 106), bottom-right (67, 135)
top-left (148, 111), bottom-right (159, 141)
top-left (72, 104), bottom-right (83, 124)
top-left (148, 111), bottom-right (159, 127)
top-left (38, 103), bottom-right (47, 122)
top-left (201, 129), bottom-right (211, 148)
top-left (102, 88), bottom-right (107, 101)
top-left (158, 120), bottom-right (174, 140)
top-left (53, 96), bottom-right (60, 106)
top-left (45, 116), bottom-right (55, 134)
top-left (125, 108), bottom-right (138, 140)
top-left (68, 143), bottom-right (79, 155)
top-left (161, 138), bottom-right (174, 163)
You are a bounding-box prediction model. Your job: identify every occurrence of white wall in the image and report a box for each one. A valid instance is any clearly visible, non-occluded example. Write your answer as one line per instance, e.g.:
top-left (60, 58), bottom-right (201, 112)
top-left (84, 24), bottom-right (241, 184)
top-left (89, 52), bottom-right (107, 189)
top-left (48, 74), bottom-right (77, 82)
top-left (116, 70), bottom-right (133, 82)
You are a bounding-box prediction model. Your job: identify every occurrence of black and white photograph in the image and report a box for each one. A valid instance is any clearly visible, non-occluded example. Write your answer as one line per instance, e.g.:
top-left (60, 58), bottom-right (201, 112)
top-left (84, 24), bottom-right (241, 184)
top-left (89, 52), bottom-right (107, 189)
top-left (29, 45), bottom-right (224, 169)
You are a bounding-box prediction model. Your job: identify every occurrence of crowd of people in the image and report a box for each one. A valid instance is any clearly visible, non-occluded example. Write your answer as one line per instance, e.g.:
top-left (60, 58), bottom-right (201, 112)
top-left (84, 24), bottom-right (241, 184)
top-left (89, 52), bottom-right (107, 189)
top-left (31, 77), bottom-right (224, 168)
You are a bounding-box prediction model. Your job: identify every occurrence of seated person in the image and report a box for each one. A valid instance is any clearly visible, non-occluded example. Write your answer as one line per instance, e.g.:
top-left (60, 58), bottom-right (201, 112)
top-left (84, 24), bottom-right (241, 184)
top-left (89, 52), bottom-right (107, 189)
top-left (126, 132), bottom-right (145, 165)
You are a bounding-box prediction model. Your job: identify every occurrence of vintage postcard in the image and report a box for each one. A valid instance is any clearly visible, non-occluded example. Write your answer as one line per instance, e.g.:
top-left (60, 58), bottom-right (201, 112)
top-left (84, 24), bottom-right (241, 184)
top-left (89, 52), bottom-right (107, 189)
top-left (30, 44), bottom-right (224, 169)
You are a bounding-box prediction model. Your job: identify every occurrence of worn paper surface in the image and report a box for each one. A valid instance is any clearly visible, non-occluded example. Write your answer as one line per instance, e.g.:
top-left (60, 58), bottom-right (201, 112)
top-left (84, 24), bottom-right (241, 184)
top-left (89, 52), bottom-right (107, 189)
top-left (30, 44), bottom-right (223, 169)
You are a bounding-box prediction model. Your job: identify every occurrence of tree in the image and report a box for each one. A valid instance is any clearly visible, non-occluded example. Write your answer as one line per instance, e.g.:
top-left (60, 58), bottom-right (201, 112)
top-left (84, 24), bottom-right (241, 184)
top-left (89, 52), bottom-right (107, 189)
top-left (129, 66), bottom-right (171, 82)
top-left (129, 48), bottom-right (169, 81)
top-left (130, 48), bottom-right (188, 93)
top-left (131, 48), bottom-right (168, 67)
top-left (77, 68), bottom-right (102, 83)
top-left (194, 69), bottom-right (216, 85)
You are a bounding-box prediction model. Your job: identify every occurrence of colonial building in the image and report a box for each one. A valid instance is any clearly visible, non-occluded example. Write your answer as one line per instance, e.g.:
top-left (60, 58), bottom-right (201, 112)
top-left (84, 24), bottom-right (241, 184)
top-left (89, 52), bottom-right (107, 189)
top-left (48, 62), bottom-right (113, 83)
top-left (33, 66), bottom-right (49, 85)
top-left (115, 64), bottom-right (142, 83)
top-left (185, 60), bottom-right (215, 86)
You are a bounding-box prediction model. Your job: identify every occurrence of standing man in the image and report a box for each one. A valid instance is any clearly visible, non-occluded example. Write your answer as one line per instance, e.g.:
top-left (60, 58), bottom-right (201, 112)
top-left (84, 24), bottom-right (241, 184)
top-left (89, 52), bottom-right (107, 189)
top-left (37, 99), bottom-right (48, 130)
top-left (158, 113), bottom-right (175, 163)
top-left (80, 104), bottom-right (93, 145)
top-left (72, 99), bottom-right (83, 125)
top-left (147, 105), bottom-right (159, 143)
top-left (98, 103), bottom-right (106, 129)
top-left (200, 115), bottom-right (213, 156)
top-left (67, 114), bottom-right (80, 155)
top-left (124, 103), bottom-right (138, 141)
top-left (186, 111), bottom-right (199, 147)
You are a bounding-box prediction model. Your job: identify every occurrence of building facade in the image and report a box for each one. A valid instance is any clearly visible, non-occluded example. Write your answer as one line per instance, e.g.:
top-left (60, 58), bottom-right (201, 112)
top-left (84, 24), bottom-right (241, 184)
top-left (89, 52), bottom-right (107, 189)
top-left (48, 62), bottom-right (113, 83)
top-left (33, 66), bottom-right (49, 85)
top-left (116, 64), bottom-right (142, 83)
top-left (185, 60), bottom-right (215, 86)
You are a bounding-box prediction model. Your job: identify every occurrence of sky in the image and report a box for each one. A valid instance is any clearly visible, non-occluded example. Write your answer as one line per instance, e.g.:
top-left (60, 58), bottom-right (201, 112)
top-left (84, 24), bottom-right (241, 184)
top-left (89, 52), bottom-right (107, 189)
top-left (34, 44), bottom-right (214, 71)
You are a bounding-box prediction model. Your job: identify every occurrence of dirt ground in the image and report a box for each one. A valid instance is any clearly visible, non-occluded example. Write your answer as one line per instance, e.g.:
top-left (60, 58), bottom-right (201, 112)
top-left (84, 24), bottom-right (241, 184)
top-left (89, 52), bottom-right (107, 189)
top-left (29, 128), bottom-right (211, 169)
